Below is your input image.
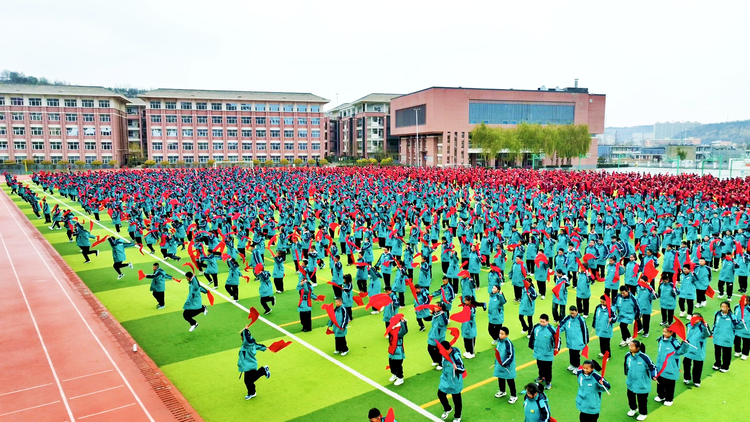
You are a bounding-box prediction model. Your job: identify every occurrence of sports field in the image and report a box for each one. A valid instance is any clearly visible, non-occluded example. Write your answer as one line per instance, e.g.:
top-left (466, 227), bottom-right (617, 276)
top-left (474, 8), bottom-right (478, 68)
top-left (4, 179), bottom-right (749, 422)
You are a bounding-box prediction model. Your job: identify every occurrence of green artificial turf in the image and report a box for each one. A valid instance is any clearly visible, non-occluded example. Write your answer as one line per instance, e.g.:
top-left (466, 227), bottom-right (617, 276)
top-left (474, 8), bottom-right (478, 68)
top-left (5, 182), bottom-right (750, 422)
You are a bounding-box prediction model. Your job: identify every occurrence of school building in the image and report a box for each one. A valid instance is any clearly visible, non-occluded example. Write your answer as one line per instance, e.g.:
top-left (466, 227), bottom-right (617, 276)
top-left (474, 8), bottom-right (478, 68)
top-left (326, 93), bottom-right (402, 159)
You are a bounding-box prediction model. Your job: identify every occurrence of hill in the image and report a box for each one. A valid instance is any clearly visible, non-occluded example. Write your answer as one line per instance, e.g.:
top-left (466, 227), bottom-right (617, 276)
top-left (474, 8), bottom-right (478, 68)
top-left (676, 119), bottom-right (750, 145)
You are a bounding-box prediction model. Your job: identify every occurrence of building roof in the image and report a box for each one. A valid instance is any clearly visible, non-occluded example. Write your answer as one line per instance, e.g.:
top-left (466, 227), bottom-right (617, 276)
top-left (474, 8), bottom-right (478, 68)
top-left (350, 93), bottom-right (403, 105)
top-left (326, 102), bottom-right (351, 114)
top-left (394, 86), bottom-right (605, 99)
top-left (138, 88), bottom-right (329, 103)
top-left (127, 97), bottom-right (146, 106)
top-left (0, 83), bottom-right (132, 103)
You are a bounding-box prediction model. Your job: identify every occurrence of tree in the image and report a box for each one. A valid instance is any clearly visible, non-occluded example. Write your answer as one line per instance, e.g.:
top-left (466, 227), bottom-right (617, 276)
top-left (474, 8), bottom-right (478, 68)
top-left (206, 159), bottom-right (216, 167)
top-left (144, 159), bottom-right (156, 168)
top-left (176, 160), bottom-right (186, 166)
top-left (676, 148), bottom-right (688, 160)
top-left (252, 159), bottom-right (261, 166)
top-left (40, 160), bottom-right (53, 166)
top-left (58, 160), bottom-right (70, 166)
top-left (264, 159), bottom-right (274, 167)
top-left (108, 160), bottom-right (119, 167)
top-left (320, 158), bottom-right (329, 165)
top-left (74, 160), bottom-right (86, 168)
top-left (280, 158), bottom-right (290, 166)
top-left (22, 159), bottom-right (35, 166)
top-left (381, 157), bottom-right (394, 166)
top-left (91, 160), bottom-right (103, 167)
top-left (293, 158), bottom-right (303, 166)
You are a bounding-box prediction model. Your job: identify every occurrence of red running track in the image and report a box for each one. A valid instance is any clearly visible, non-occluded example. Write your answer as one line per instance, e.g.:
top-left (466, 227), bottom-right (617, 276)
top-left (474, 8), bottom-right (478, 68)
top-left (0, 188), bottom-right (202, 422)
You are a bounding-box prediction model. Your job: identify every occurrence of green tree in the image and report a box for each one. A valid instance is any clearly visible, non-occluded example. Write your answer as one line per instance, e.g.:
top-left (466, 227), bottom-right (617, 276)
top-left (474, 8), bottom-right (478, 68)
top-left (91, 160), bottom-right (103, 167)
top-left (264, 159), bottom-right (274, 167)
top-left (108, 160), bottom-right (119, 167)
top-left (280, 158), bottom-right (290, 166)
top-left (144, 159), bottom-right (156, 168)
top-left (676, 148), bottom-right (688, 160)
top-left (320, 158), bottom-right (329, 165)
top-left (74, 160), bottom-right (86, 168)
top-left (293, 158), bottom-right (303, 166)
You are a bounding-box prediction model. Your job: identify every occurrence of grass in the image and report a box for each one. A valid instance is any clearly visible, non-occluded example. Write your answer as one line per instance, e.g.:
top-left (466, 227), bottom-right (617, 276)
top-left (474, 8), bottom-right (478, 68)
top-left (4, 182), bottom-right (749, 422)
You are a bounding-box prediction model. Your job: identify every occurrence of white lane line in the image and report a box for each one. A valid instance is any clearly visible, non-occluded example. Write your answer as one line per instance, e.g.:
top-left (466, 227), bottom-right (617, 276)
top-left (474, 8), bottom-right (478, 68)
top-left (78, 403), bottom-right (136, 420)
top-left (23, 185), bottom-right (445, 422)
top-left (69, 385), bottom-right (124, 400)
top-left (0, 218), bottom-right (75, 421)
top-left (0, 383), bottom-right (53, 397)
top-left (0, 401), bottom-right (61, 417)
top-left (63, 369), bottom-right (114, 382)
top-left (0, 192), bottom-right (155, 422)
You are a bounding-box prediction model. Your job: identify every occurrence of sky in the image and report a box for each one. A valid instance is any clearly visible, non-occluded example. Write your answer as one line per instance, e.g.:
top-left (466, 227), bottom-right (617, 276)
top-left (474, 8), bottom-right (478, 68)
top-left (3, 0), bottom-right (748, 127)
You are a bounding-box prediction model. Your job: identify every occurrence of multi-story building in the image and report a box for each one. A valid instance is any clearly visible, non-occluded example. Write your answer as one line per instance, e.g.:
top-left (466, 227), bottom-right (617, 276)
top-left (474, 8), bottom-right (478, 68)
top-left (126, 97), bottom-right (147, 161)
top-left (0, 83), bottom-right (131, 164)
top-left (326, 93), bottom-right (401, 159)
top-left (138, 89), bottom-right (329, 164)
top-left (391, 86), bottom-right (606, 167)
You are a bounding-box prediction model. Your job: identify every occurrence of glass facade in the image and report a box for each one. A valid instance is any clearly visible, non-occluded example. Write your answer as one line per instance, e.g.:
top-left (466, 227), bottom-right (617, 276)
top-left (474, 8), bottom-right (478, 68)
top-left (468, 101), bottom-right (575, 125)
top-left (395, 104), bottom-right (426, 128)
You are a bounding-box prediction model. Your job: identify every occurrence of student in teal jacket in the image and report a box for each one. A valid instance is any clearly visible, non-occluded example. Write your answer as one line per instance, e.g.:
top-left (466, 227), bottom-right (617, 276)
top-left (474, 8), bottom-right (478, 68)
top-left (534, 253), bottom-right (549, 299)
top-left (519, 280), bottom-right (538, 333)
top-left (683, 314), bottom-right (711, 387)
top-left (436, 341), bottom-right (465, 421)
top-left (328, 297), bottom-right (350, 355)
top-left (488, 285), bottom-right (508, 344)
top-left (145, 262), bottom-right (174, 309)
top-left (297, 274), bottom-right (317, 332)
top-left (272, 252), bottom-right (286, 293)
top-left (734, 300), bottom-right (750, 359)
top-left (559, 306), bottom-right (589, 373)
top-left (593, 295), bottom-right (615, 357)
top-left (718, 254), bottom-right (738, 300)
top-left (427, 305), bottom-right (448, 368)
top-left (576, 269), bottom-right (593, 317)
top-left (257, 269), bottom-right (274, 314)
top-left (237, 327), bottom-right (270, 400)
top-left (494, 327), bottom-right (518, 404)
top-left (523, 382), bottom-right (551, 422)
top-left (75, 225), bottom-right (99, 263)
top-left (654, 327), bottom-right (689, 406)
top-left (713, 301), bottom-right (741, 371)
top-left (576, 360), bottom-right (611, 421)
top-left (108, 236), bottom-right (135, 279)
top-left (225, 257), bottom-right (241, 302)
top-left (614, 286), bottom-right (640, 345)
top-left (624, 340), bottom-right (656, 420)
top-left (528, 315), bottom-right (557, 389)
top-left (551, 270), bottom-right (570, 322)
top-left (658, 277), bottom-right (679, 325)
top-left (635, 281), bottom-right (657, 338)
top-left (461, 296), bottom-right (478, 359)
top-left (387, 318), bottom-right (408, 386)
top-left (199, 251), bottom-right (220, 288)
top-left (182, 271), bottom-right (208, 331)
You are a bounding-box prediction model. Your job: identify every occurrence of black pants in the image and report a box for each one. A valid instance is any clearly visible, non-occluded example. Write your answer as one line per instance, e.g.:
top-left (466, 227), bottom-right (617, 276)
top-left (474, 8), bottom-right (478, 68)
top-left (519, 315), bottom-right (532, 332)
top-left (114, 223), bottom-right (121, 232)
top-left (604, 288), bottom-right (617, 303)
top-left (627, 389), bottom-right (648, 415)
top-left (513, 285), bottom-right (522, 301)
top-left (576, 297), bottom-right (590, 316)
top-left (357, 278), bottom-right (367, 292)
top-left (599, 337), bottom-right (611, 356)
top-left (552, 304), bottom-right (565, 322)
top-left (678, 298), bottom-right (694, 315)
top-left (580, 412), bottom-right (600, 422)
top-left (696, 289), bottom-right (707, 303)
top-left (526, 260), bottom-right (534, 274)
top-left (113, 261), bottom-right (128, 275)
top-left (713, 257), bottom-right (720, 270)
top-left (569, 271), bottom-right (578, 288)
top-left (147, 243), bottom-right (155, 253)
top-left (183, 307), bottom-right (204, 326)
top-left (488, 323), bottom-right (502, 341)
top-left (417, 315), bottom-right (432, 330)
top-left (718, 280), bottom-right (734, 298)
top-left (383, 273), bottom-right (391, 290)
top-left (714, 345), bottom-right (732, 370)
top-left (152, 291), bottom-right (164, 307)
top-left (661, 308), bottom-right (675, 324)
top-left (498, 378), bottom-right (516, 396)
top-left (389, 359), bottom-right (404, 379)
top-left (570, 349), bottom-right (581, 367)
top-left (450, 278), bottom-right (459, 294)
top-left (620, 322), bottom-right (631, 341)
top-left (442, 262), bottom-right (449, 275)
top-left (81, 245), bottom-right (96, 262)
top-left (243, 368), bottom-right (267, 396)
top-left (274, 277), bottom-right (284, 292)
top-left (637, 314), bottom-right (651, 335)
top-left (225, 284), bottom-right (239, 301)
top-left (656, 377), bottom-right (675, 401)
top-left (335, 336), bottom-right (348, 353)
top-left (683, 358), bottom-right (704, 384)
top-left (537, 360), bottom-right (553, 384)
top-left (44, 213), bottom-right (51, 223)
top-left (463, 338), bottom-right (475, 355)
top-left (205, 273), bottom-right (218, 287)
top-left (471, 273), bottom-right (480, 289)
top-left (428, 345), bottom-right (442, 365)
top-left (734, 337), bottom-right (750, 356)
top-left (739, 276), bottom-right (748, 292)
top-left (346, 306), bottom-right (353, 320)
top-left (537, 281), bottom-right (546, 297)
top-left (300, 311), bottom-right (312, 331)
top-left (437, 390), bottom-right (462, 418)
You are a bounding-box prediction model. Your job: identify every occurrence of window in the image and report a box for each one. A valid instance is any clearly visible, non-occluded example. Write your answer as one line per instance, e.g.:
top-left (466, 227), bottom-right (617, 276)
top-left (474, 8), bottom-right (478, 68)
top-left (182, 128), bottom-right (194, 137)
top-left (100, 114), bottom-right (111, 122)
top-left (198, 142), bottom-right (208, 150)
top-left (50, 141), bottom-right (62, 150)
top-left (167, 129), bottom-right (178, 137)
top-left (271, 155), bottom-right (280, 163)
top-left (228, 141), bottom-right (238, 150)
top-left (180, 115), bottom-right (192, 124)
top-left (85, 142), bottom-right (97, 150)
top-left (152, 155), bottom-right (163, 162)
top-left (12, 113), bottom-right (24, 121)
top-left (226, 116), bottom-right (237, 124)
top-left (312, 143), bottom-right (321, 150)
top-left (284, 130), bottom-right (294, 138)
top-left (0, 97), bottom-right (4, 106)
top-left (0, 128), bottom-right (5, 136)
top-left (32, 141), bottom-right (45, 150)
top-left (49, 128), bottom-right (61, 136)
top-left (312, 130), bottom-right (320, 138)
top-left (212, 142), bottom-right (224, 150)
top-left (283, 104), bottom-right (293, 112)
top-left (67, 155), bottom-right (79, 162)
top-left (468, 101), bottom-right (575, 125)
top-left (168, 142), bottom-right (179, 150)
top-left (30, 113), bottom-right (42, 121)
top-left (166, 115), bottom-right (177, 123)
top-left (311, 118), bottom-right (320, 125)
top-left (11, 97), bottom-right (24, 106)
top-left (256, 129), bottom-right (266, 138)
top-left (101, 142), bottom-right (112, 150)
top-left (284, 117), bottom-right (293, 125)
top-left (241, 103), bottom-right (252, 111)
top-left (395, 105), bottom-right (426, 128)
top-left (212, 116), bottom-right (223, 124)
top-left (0, 114), bottom-right (4, 121)
top-left (298, 143), bottom-right (309, 151)
top-left (183, 142), bottom-right (193, 150)
top-left (48, 113), bottom-right (60, 121)
top-left (270, 104), bottom-right (280, 112)
top-left (101, 127), bottom-right (112, 136)
top-left (151, 115), bottom-right (162, 123)
top-left (298, 130), bottom-right (308, 138)
top-left (66, 127), bottom-right (78, 136)
top-left (242, 154), bottom-right (252, 161)
top-left (152, 142), bottom-right (163, 150)
top-left (29, 98), bottom-right (42, 106)
top-left (82, 100), bottom-right (94, 108)
top-left (256, 142), bottom-right (267, 150)
top-left (150, 101), bottom-right (161, 109)
top-left (30, 127), bottom-right (44, 136)
top-left (256, 117), bottom-right (266, 125)
top-left (13, 127), bottom-right (26, 136)
top-left (197, 116), bottom-right (208, 124)
top-left (65, 113), bottom-right (77, 122)
top-left (165, 102), bottom-right (176, 110)
top-left (196, 102), bottom-right (207, 110)
top-left (67, 141), bottom-right (79, 150)
top-left (226, 103), bottom-right (237, 111)
top-left (83, 114), bottom-right (94, 122)
top-left (0, 140), bottom-right (9, 149)
top-left (270, 117), bottom-right (280, 125)
top-left (285, 142), bottom-right (294, 150)
top-left (83, 127), bottom-right (96, 136)
top-left (211, 103), bottom-right (222, 111)
top-left (98, 100), bottom-right (110, 108)
top-left (241, 117), bottom-right (252, 125)
top-left (298, 118), bottom-right (307, 125)
top-left (256, 154), bottom-right (266, 161)
top-left (127, 107), bottom-right (138, 115)
top-left (255, 104), bottom-right (266, 112)
top-left (297, 105), bottom-right (307, 112)
top-left (270, 129), bottom-right (280, 138)
top-left (14, 141), bottom-right (27, 149)
top-left (184, 156), bottom-right (194, 163)
top-left (242, 143), bottom-right (252, 150)
top-left (181, 102), bottom-right (192, 110)
top-left (47, 98), bottom-right (59, 107)
top-left (285, 155), bottom-right (294, 162)
top-left (197, 129), bottom-right (208, 137)
top-left (227, 129), bottom-right (238, 137)
top-left (152, 129), bottom-right (162, 136)
top-left (212, 129), bottom-right (223, 137)
top-left (311, 105), bottom-right (320, 112)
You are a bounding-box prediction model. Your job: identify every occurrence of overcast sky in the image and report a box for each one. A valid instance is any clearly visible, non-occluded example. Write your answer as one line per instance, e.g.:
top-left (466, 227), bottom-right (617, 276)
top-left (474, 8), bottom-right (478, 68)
top-left (4, 0), bottom-right (747, 127)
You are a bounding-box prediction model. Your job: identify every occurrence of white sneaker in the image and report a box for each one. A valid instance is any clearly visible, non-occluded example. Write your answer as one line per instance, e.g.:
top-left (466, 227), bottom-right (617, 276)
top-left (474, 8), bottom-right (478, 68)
top-left (508, 396), bottom-right (518, 404)
top-left (371, 311), bottom-right (379, 315)
top-left (492, 339), bottom-right (498, 345)
top-left (189, 323), bottom-right (198, 332)
top-left (333, 351), bottom-right (340, 354)
top-left (436, 365), bottom-right (443, 371)
top-left (341, 351), bottom-right (348, 356)
top-left (695, 303), bottom-right (702, 308)
top-left (701, 301), bottom-right (707, 307)
top-left (598, 353), bottom-right (605, 357)
top-left (720, 368), bottom-right (729, 373)
top-left (683, 379), bottom-right (690, 385)
top-left (431, 362), bottom-right (438, 367)
top-left (619, 340), bottom-right (629, 347)
top-left (541, 295), bottom-right (545, 300)
top-left (654, 396), bottom-right (663, 402)
top-left (441, 408), bottom-right (453, 420)
top-left (203, 306), bottom-right (208, 316)
top-left (694, 383), bottom-right (701, 387)
top-left (627, 410), bottom-right (637, 417)
top-left (734, 352), bottom-right (741, 357)
top-left (117, 273), bottom-right (124, 280)
top-left (664, 401), bottom-right (673, 406)
top-left (394, 378), bottom-right (404, 386)
top-left (719, 294), bottom-right (726, 298)
top-left (453, 418), bottom-right (461, 422)
top-left (566, 365), bottom-right (575, 371)
top-left (637, 415), bottom-right (648, 421)
top-left (495, 391), bottom-right (507, 398)
top-left (742, 355), bottom-right (748, 360)
top-left (679, 311), bottom-right (686, 317)
top-left (389, 375), bottom-right (398, 382)
top-left (463, 352), bottom-right (471, 358)
top-left (128, 262), bottom-right (133, 269)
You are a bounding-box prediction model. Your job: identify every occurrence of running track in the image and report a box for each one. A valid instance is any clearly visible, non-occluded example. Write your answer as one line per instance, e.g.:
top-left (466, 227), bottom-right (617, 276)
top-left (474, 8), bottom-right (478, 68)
top-left (0, 187), bottom-right (202, 422)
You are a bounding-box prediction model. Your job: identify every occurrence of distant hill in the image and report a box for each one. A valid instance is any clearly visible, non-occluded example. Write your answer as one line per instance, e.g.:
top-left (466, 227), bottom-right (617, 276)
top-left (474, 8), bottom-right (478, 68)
top-left (604, 125), bottom-right (654, 142)
top-left (675, 120), bottom-right (750, 145)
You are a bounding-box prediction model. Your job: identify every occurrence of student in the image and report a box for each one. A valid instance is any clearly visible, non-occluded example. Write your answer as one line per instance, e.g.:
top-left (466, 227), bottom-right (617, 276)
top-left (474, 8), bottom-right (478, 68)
top-left (488, 285), bottom-right (508, 344)
top-left (624, 340), bottom-right (656, 421)
top-left (428, 303), bottom-right (449, 369)
top-left (145, 262), bottom-right (173, 309)
top-left (341, 274), bottom-right (354, 321)
top-left (510, 256), bottom-right (526, 303)
top-left (436, 340), bottom-right (465, 422)
top-left (182, 271), bottom-right (208, 331)
top-left (683, 313), bottom-right (711, 387)
top-left (108, 236), bottom-right (135, 279)
top-left (614, 285), bottom-right (640, 346)
top-left (603, 257), bottom-right (621, 302)
top-left (519, 278), bottom-right (538, 334)
top-left (576, 360), bottom-right (611, 422)
top-left (534, 252), bottom-right (549, 299)
top-left (734, 299), bottom-right (750, 359)
top-left (415, 285), bottom-right (432, 332)
top-left (528, 314), bottom-right (556, 389)
top-left (369, 265), bottom-right (383, 314)
top-left (658, 276), bottom-right (678, 325)
top-left (576, 269), bottom-right (593, 318)
top-left (199, 250), bottom-right (220, 288)
top-left (387, 316), bottom-right (408, 386)
top-left (297, 271), bottom-right (317, 332)
top-left (368, 408), bottom-right (396, 422)
top-left (593, 295), bottom-right (614, 358)
top-left (718, 254), bottom-right (738, 300)
top-left (382, 287), bottom-right (400, 329)
top-left (273, 251), bottom-right (286, 293)
top-left (494, 327), bottom-right (518, 404)
top-left (713, 301), bottom-right (741, 372)
top-left (328, 297), bottom-right (350, 356)
top-left (635, 280), bottom-right (657, 338)
top-left (356, 252), bottom-right (369, 292)
top-left (434, 276), bottom-right (456, 315)
top-left (559, 305), bottom-right (589, 374)
top-left (551, 270), bottom-right (570, 322)
top-left (523, 382), bottom-right (551, 422)
top-left (257, 268), bottom-right (275, 314)
top-left (225, 257), bottom-right (242, 302)
top-left (654, 327), bottom-right (688, 407)
top-left (75, 224), bottom-right (100, 263)
top-left (237, 326), bottom-right (271, 400)
top-left (694, 258), bottom-right (711, 307)
top-left (461, 296), bottom-right (478, 359)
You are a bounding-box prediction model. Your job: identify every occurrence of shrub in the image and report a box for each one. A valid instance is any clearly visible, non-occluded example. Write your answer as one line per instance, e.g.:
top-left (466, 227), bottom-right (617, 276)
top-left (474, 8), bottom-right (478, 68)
top-left (381, 157), bottom-right (394, 166)
top-left (91, 160), bottom-right (103, 167)
top-left (320, 158), bottom-right (329, 165)
top-left (252, 159), bottom-right (261, 166)
top-left (280, 158), bottom-right (290, 165)
top-left (264, 159), bottom-right (274, 167)
top-left (206, 159), bottom-right (216, 166)
top-left (74, 160), bottom-right (86, 168)
top-left (3, 160), bottom-right (16, 165)
top-left (307, 159), bottom-right (316, 165)
top-left (368, 158), bottom-right (378, 165)
top-left (293, 158), bottom-right (303, 166)
top-left (40, 160), bottom-right (53, 166)
top-left (22, 159), bottom-right (36, 166)
top-left (108, 160), bottom-right (118, 166)
top-left (58, 160), bottom-right (70, 166)
top-left (176, 160), bottom-right (185, 166)
top-left (160, 160), bottom-right (170, 167)
top-left (144, 159), bottom-right (156, 168)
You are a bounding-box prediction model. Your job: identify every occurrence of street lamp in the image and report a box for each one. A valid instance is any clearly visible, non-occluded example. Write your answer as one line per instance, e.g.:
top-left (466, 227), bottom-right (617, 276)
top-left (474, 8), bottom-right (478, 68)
top-left (413, 108), bottom-right (420, 167)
